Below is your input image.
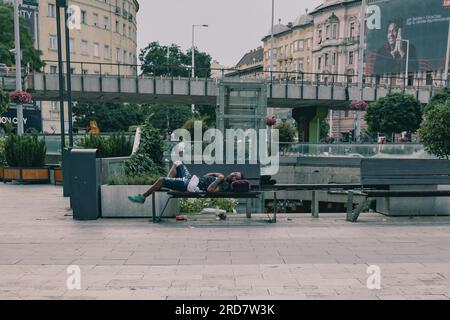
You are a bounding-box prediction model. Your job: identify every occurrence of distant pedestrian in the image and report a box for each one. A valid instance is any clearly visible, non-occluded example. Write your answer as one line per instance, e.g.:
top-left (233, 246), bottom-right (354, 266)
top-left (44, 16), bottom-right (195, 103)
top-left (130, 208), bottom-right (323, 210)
top-left (177, 136), bottom-right (185, 158)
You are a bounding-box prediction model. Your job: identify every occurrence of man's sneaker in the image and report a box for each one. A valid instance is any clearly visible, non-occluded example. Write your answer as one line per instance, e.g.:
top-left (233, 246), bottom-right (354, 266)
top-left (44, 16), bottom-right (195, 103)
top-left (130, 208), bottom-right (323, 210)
top-left (128, 194), bottom-right (146, 204)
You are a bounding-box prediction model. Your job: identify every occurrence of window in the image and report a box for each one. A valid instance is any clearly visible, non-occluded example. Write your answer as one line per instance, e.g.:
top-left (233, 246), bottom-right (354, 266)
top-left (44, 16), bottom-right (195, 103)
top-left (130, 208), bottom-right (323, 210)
top-left (48, 4), bottom-right (55, 17)
top-left (93, 13), bottom-right (99, 27)
top-left (49, 35), bottom-right (57, 50)
top-left (69, 38), bottom-right (75, 53)
top-left (426, 71), bottom-right (433, 85)
top-left (318, 57), bottom-right (322, 70)
top-left (50, 65), bottom-right (57, 74)
top-left (299, 40), bottom-right (304, 51)
top-left (123, 23), bottom-right (126, 35)
top-left (115, 21), bottom-right (119, 33)
top-left (81, 10), bottom-right (87, 24)
top-left (104, 16), bottom-right (110, 30)
top-left (349, 22), bottom-right (355, 38)
top-left (129, 52), bottom-right (133, 64)
top-left (298, 58), bottom-right (304, 71)
top-left (332, 52), bottom-right (337, 66)
top-left (129, 26), bottom-right (132, 38)
top-left (348, 51), bottom-right (354, 65)
top-left (94, 43), bottom-right (99, 57)
top-left (318, 30), bottom-right (322, 44)
top-left (81, 40), bottom-right (88, 55)
top-left (332, 24), bottom-right (338, 39)
top-left (104, 45), bottom-right (110, 60)
top-left (326, 25), bottom-right (330, 40)
top-left (116, 48), bottom-right (121, 62)
top-left (324, 53), bottom-right (329, 67)
top-left (123, 50), bottom-right (127, 63)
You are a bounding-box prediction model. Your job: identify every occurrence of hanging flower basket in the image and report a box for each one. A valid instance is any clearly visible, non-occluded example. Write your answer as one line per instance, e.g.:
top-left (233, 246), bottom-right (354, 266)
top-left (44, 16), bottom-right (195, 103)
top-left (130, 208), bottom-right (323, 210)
top-left (9, 91), bottom-right (32, 104)
top-left (266, 116), bottom-right (277, 127)
top-left (349, 100), bottom-right (368, 111)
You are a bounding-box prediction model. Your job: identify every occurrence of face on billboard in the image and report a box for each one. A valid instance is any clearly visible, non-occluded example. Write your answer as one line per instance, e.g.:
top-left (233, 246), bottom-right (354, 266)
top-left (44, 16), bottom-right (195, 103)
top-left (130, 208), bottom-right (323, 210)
top-left (387, 22), bottom-right (399, 48)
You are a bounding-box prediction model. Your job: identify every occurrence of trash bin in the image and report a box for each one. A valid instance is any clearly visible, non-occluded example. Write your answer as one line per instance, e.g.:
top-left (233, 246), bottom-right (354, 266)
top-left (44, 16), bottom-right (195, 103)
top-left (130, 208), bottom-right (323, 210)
top-left (70, 149), bottom-right (101, 220)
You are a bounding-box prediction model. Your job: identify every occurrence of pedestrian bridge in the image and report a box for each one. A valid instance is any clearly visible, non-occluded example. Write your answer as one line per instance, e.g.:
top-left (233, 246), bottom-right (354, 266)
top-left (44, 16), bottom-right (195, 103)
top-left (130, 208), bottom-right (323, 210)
top-left (1, 73), bottom-right (441, 108)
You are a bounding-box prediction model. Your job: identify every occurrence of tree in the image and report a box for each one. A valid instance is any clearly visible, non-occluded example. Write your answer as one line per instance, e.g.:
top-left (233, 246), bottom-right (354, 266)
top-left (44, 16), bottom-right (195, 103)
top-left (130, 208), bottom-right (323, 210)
top-left (195, 105), bottom-right (216, 127)
top-left (418, 101), bottom-right (450, 159)
top-left (0, 5), bottom-right (43, 71)
top-left (274, 123), bottom-right (296, 143)
top-left (73, 102), bottom-right (144, 132)
top-left (142, 104), bottom-right (192, 134)
top-left (0, 87), bottom-right (9, 115)
top-left (139, 41), bottom-right (212, 77)
top-left (425, 87), bottom-right (450, 114)
top-left (365, 93), bottom-right (422, 139)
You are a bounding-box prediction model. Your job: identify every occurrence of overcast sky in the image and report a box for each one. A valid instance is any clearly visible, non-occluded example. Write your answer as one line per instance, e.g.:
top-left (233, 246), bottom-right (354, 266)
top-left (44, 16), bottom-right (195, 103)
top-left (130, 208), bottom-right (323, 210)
top-left (137, 0), bottom-right (322, 67)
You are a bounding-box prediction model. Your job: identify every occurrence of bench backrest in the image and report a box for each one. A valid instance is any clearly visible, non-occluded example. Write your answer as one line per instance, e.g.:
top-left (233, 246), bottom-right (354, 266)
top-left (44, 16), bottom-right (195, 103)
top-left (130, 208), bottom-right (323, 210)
top-left (184, 163), bottom-right (261, 188)
top-left (360, 159), bottom-right (450, 187)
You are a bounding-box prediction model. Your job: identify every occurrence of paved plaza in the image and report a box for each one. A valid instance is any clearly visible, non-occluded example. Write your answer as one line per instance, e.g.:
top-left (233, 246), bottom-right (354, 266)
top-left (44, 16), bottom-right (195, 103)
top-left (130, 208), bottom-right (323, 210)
top-left (1, 184), bottom-right (450, 300)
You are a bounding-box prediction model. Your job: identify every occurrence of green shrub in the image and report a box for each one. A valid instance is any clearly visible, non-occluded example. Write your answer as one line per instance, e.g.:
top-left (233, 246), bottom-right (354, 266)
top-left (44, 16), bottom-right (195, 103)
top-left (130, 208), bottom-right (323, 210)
top-left (274, 123), bottom-right (296, 143)
top-left (124, 116), bottom-right (166, 176)
top-left (4, 134), bottom-right (46, 167)
top-left (418, 101), bottom-right (450, 159)
top-left (0, 137), bottom-right (6, 165)
top-left (0, 87), bottom-right (9, 115)
top-left (107, 173), bottom-right (160, 185)
top-left (180, 198), bottom-right (239, 213)
top-left (76, 133), bottom-right (133, 158)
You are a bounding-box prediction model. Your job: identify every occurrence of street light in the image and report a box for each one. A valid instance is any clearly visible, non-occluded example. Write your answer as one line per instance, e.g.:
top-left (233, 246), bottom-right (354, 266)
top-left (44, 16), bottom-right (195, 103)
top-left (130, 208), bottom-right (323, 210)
top-left (13, 0), bottom-right (24, 135)
top-left (397, 38), bottom-right (410, 88)
top-left (191, 24), bottom-right (208, 78)
top-left (269, 0), bottom-right (275, 82)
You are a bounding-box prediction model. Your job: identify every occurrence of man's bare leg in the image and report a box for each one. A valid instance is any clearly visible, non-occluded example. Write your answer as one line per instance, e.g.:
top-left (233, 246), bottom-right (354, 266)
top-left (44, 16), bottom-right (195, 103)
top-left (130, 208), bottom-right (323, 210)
top-left (167, 163), bottom-right (178, 178)
top-left (143, 178), bottom-right (164, 198)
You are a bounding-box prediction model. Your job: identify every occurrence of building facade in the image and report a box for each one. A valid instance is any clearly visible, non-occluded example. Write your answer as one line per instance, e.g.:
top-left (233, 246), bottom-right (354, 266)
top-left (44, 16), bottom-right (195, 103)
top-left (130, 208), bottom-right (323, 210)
top-left (225, 47), bottom-right (264, 79)
top-left (37, 0), bottom-right (139, 133)
top-left (262, 13), bottom-right (314, 80)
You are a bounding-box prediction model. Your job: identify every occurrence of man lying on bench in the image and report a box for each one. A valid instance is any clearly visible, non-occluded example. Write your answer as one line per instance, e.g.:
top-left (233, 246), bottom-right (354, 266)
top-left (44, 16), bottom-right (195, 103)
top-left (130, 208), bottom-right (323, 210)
top-left (128, 161), bottom-right (243, 204)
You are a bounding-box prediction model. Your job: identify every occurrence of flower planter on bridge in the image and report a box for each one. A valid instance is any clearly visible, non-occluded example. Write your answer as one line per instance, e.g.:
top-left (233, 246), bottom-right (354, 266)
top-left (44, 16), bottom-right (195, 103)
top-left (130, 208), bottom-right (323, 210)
top-left (2, 167), bottom-right (50, 184)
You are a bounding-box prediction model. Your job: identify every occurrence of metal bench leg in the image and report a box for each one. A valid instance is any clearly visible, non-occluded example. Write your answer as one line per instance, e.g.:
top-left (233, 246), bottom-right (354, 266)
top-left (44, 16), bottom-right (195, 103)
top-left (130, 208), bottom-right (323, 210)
top-left (346, 191), bottom-right (354, 222)
top-left (156, 196), bottom-right (172, 223)
top-left (246, 198), bottom-right (252, 219)
top-left (312, 190), bottom-right (319, 218)
top-left (273, 192), bottom-right (277, 223)
top-left (351, 196), bottom-right (367, 223)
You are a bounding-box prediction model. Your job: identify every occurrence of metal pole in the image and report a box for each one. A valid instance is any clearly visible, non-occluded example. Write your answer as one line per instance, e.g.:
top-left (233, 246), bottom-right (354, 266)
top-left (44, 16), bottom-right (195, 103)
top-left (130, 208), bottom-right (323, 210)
top-left (56, 4), bottom-right (66, 151)
top-left (405, 39), bottom-right (410, 88)
top-left (444, 21), bottom-right (450, 86)
top-left (355, 0), bottom-right (367, 141)
top-left (64, 6), bottom-right (73, 147)
top-left (270, 0), bottom-right (275, 82)
top-left (191, 25), bottom-right (195, 78)
top-left (13, 0), bottom-right (24, 135)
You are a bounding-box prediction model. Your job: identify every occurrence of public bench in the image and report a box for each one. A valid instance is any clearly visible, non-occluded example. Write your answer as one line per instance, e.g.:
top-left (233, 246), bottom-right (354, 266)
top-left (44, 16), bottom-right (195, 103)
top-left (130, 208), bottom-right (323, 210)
top-left (151, 163), bottom-right (262, 223)
top-left (345, 159), bottom-right (450, 222)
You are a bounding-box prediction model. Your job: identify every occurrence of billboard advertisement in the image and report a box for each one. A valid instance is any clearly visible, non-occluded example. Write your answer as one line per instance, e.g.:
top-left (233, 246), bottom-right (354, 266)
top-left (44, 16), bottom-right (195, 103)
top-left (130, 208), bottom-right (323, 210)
top-left (366, 0), bottom-right (450, 75)
top-left (0, 107), bottom-right (42, 134)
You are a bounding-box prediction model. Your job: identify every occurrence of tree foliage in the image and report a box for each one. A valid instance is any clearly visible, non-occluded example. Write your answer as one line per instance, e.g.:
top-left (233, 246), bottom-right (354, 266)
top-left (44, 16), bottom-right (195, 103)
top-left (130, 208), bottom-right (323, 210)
top-left (418, 101), bottom-right (450, 159)
top-left (365, 93), bottom-right (422, 135)
top-left (139, 41), bottom-right (211, 77)
top-left (73, 102), bottom-right (143, 132)
top-left (0, 5), bottom-right (43, 71)
top-left (425, 87), bottom-right (450, 114)
top-left (0, 87), bottom-right (9, 115)
top-left (4, 134), bottom-right (46, 167)
top-left (143, 104), bottom-right (192, 135)
top-left (274, 123), bottom-right (296, 143)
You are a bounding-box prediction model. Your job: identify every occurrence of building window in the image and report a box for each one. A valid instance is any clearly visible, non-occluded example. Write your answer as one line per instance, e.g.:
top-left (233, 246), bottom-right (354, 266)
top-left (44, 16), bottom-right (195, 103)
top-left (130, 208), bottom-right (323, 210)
top-left (123, 23), bottom-right (126, 35)
top-left (115, 20), bottom-right (119, 33)
top-left (81, 40), bottom-right (88, 55)
top-left (299, 40), bottom-right (304, 51)
top-left (332, 52), bottom-right (337, 66)
top-left (104, 45), bottom-right (111, 60)
top-left (349, 22), bottom-right (355, 38)
top-left (69, 38), bottom-right (75, 53)
top-left (332, 24), bottom-right (338, 39)
top-left (93, 13), bottom-right (99, 27)
top-left (324, 53), bottom-right (329, 67)
top-left (94, 43), bottom-right (99, 57)
top-left (318, 57), bottom-right (322, 70)
top-left (326, 25), bottom-right (330, 40)
top-left (123, 50), bottom-right (127, 63)
top-left (81, 10), bottom-right (87, 24)
top-left (116, 48), bottom-right (121, 63)
top-left (50, 65), bottom-right (57, 74)
top-left (49, 35), bottom-right (57, 50)
top-left (318, 30), bottom-right (322, 44)
top-left (104, 16), bottom-right (110, 30)
top-left (348, 51), bottom-right (354, 65)
top-left (48, 4), bottom-right (55, 17)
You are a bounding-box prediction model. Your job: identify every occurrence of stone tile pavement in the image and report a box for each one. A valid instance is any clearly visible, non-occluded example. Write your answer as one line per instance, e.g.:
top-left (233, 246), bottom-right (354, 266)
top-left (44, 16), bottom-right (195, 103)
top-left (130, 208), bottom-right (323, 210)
top-left (1, 184), bottom-right (450, 300)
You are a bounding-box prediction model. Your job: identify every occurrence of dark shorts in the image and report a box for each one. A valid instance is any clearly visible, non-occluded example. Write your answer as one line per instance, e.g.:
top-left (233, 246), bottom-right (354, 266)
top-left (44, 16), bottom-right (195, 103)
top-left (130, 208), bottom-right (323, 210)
top-left (162, 163), bottom-right (192, 192)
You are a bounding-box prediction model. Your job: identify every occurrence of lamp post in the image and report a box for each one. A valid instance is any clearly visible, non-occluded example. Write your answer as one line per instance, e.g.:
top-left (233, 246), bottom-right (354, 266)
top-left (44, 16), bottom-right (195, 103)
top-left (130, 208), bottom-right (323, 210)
top-left (191, 24), bottom-right (208, 113)
top-left (13, 0), bottom-right (24, 135)
top-left (355, 0), bottom-right (367, 142)
top-left (397, 39), bottom-right (410, 88)
top-left (269, 0), bottom-right (275, 82)
top-left (191, 24), bottom-right (208, 78)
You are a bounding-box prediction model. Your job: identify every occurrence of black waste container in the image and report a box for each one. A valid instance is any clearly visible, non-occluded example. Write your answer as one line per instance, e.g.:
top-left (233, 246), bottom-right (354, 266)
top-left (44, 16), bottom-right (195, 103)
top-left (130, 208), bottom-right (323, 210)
top-left (70, 149), bottom-right (101, 220)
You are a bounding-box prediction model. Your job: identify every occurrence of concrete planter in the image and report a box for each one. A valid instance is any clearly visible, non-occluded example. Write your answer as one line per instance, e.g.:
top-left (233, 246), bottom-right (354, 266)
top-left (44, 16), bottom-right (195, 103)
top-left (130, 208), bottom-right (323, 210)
top-left (101, 185), bottom-right (179, 218)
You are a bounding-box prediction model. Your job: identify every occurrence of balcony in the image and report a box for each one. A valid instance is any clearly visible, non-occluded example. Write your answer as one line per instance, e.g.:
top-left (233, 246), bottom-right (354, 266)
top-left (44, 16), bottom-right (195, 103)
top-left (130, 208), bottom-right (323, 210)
top-left (115, 7), bottom-right (120, 15)
top-left (122, 9), bottom-right (128, 18)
